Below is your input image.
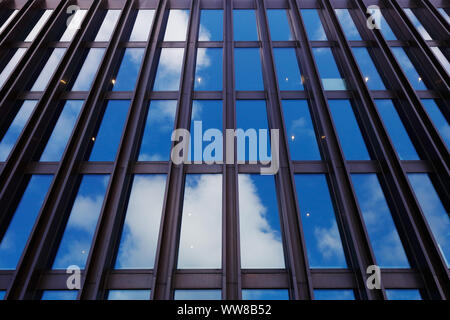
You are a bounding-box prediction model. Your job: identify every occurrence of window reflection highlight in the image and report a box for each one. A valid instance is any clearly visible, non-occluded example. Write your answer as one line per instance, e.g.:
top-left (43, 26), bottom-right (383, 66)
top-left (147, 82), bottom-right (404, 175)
top-left (267, 10), bottom-right (293, 41)
top-left (335, 9), bottom-right (361, 41)
top-left (129, 10), bottom-right (154, 41)
top-left (421, 99), bottom-right (449, 148)
top-left (312, 48), bottom-right (347, 90)
top-left (108, 290), bottom-right (150, 300)
top-left (153, 48), bottom-right (184, 91)
top-left (24, 10), bottom-right (53, 42)
top-left (60, 9), bottom-right (87, 42)
top-left (112, 48), bottom-right (144, 91)
top-left (199, 10), bottom-right (223, 41)
top-left (178, 175), bottom-right (222, 269)
top-left (194, 48), bottom-right (222, 91)
top-left (94, 10), bottom-right (121, 42)
top-left (391, 48), bottom-right (428, 90)
top-left (164, 10), bottom-right (189, 41)
top-left (273, 48), bottom-right (304, 91)
top-left (239, 175), bottom-right (285, 269)
top-left (0, 48), bottom-right (27, 89)
top-left (174, 290), bottom-right (221, 300)
top-left (242, 289), bottom-right (289, 300)
top-left (71, 48), bottom-right (105, 91)
top-left (30, 48), bottom-right (66, 91)
top-left (352, 48), bottom-right (386, 90)
top-left (301, 9), bottom-right (327, 41)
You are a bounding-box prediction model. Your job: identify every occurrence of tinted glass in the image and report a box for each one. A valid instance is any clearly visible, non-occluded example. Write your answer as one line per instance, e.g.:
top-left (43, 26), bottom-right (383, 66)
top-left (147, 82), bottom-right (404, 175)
top-left (235, 48), bottom-right (264, 91)
top-left (89, 100), bottom-right (129, 161)
top-left (233, 10), bottom-right (258, 41)
top-left (267, 10), bottom-right (293, 41)
top-left (314, 290), bottom-right (355, 300)
top-left (0, 48), bottom-right (26, 89)
top-left (112, 48), bottom-right (145, 91)
top-left (52, 175), bottom-right (109, 269)
top-left (295, 174), bottom-right (347, 268)
top-left (301, 9), bottom-right (327, 40)
top-left (129, 10), bottom-right (154, 41)
top-left (334, 9), bottom-right (361, 40)
top-left (178, 175), bottom-right (222, 269)
top-left (108, 290), bottom-right (150, 300)
top-left (174, 290), bottom-right (221, 300)
top-left (94, 10), bottom-right (121, 41)
top-left (282, 100), bottom-right (321, 160)
top-left (312, 48), bottom-right (347, 90)
top-left (60, 9), bottom-right (87, 41)
top-left (404, 9), bottom-right (432, 40)
top-left (391, 48), bottom-right (428, 90)
top-left (71, 48), bottom-right (105, 91)
top-left (194, 48), bottom-right (222, 91)
top-left (153, 48), bottom-right (184, 91)
top-left (0, 175), bottom-right (53, 269)
top-left (115, 175), bottom-right (167, 269)
top-left (0, 10), bottom-right (18, 35)
top-left (41, 291), bottom-right (78, 300)
top-left (199, 10), bottom-right (223, 41)
top-left (24, 10), bottom-right (53, 42)
top-left (164, 10), bottom-right (189, 41)
top-left (386, 289), bottom-right (422, 300)
top-left (352, 48), bottom-right (386, 90)
top-left (242, 290), bottom-right (289, 300)
top-left (273, 48), bottom-right (304, 90)
top-left (430, 47), bottom-right (450, 75)
top-left (30, 48), bottom-right (66, 91)
top-left (40, 100), bottom-right (83, 161)
top-left (421, 99), bottom-right (449, 148)
top-left (239, 175), bottom-right (285, 269)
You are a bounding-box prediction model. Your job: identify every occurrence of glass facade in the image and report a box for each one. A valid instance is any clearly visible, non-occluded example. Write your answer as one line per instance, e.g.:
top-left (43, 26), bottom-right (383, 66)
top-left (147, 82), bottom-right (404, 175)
top-left (0, 0), bottom-right (448, 301)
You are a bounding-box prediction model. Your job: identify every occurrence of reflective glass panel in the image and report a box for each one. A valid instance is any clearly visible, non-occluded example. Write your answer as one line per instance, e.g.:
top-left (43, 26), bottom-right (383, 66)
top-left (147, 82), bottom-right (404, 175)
top-left (375, 100), bottom-right (419, 160)
top-left (0, 10), bottom-right (18, 35)
top-left (52, 175), bottom-right (109, 269)
top-left (273, 48), bottom-right (304, 90)
top-left (108, 290), bottom-right (150, 300)
top-left (94, 10), bottom-right (121, 41)
top-left (352, 48), bottom-right (386, 90)
top-left (112, 48), bottom-right (145, 91)
top-left (352, 174), bottom-right (410, 268)
top-left (199, 10), bottom-right (223, 41)
top-left (0, 175), bottom-right (53, 269)
top-left (386, 289), bottom-right (422, 300)
top-left (238, 175), bottom-right (285, 269)
top-left (89, 100), bottom-right (129, 161)
top-left (138, 100), bottom-right (177, 161)
top-left (282, 100), bottom-right (321, 160)
top-left (295, 174), bottom-right (347, 268)
top-left (164, 10), bottom-right (189, 41)
top-left (233, 10), bottom-right (258, 41)
top-left (334, 9), bottom-right (362, 40)
top-left (41, 291), bottom-right (78, 300)
top-left (242, 290), bottom-right (289, 300)
top-left (438, 8), bottom-right (450, 24)
top-left (0, 100), bottom-right (37, 161)
top-left (194, 48), bottom-right (222, 91)
top-left (328, 100), bottom-right (371, 160)
top-left (376, 10), bottom-right (397, 40)
top-left (60, 9), bottom-right (87, 41)
top-left (40, 100), bottom-right (83, 161)
top-left (174, 290), bottom-right (221, 300)
top-left (153, 48), bottom-right (184, 91)
top-left (178, 175), bottom-right (222, 269)
top-left (267, 10), bottom-right (293, 41)
top-left (430, 47), bottom-right (450, 75)
top-left (115, 175), bottom-right (167, 269)
top-left (129, 10), bottom-right (154, 41)
top-left (30, 48), bottom-right (66, 91)
top-left (312, 48), bottom-right (347, 90)
top-left (0, 291), bottom-right (4, 299)
top-left (421, 99), bottom-right (449, 148)
top-left (314, 290), bottom-right (355, 300)
top-left (235, 48), bottom-right (264, 91)
top-left (301, 9), bottom-right (327, 40)
top-left (391, 48), bottom-right (428, 90)
top-left (24, 10), bottom-right (53, 42)
top-left (404, 9), bottom-right (432, 40)
top-left (0, 48), bottom-right (26, 89)
top-left (408, 174), bottom-right (450, 266)
top-left (71, 48), bottom-right (105, 91)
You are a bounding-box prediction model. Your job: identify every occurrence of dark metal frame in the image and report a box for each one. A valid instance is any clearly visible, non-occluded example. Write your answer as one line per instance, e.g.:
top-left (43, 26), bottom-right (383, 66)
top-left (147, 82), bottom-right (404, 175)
top-left (0, 0), bottom-right (448, 300)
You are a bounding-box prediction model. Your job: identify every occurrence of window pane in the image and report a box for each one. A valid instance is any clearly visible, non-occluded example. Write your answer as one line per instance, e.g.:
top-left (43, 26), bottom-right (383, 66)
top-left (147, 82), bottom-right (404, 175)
top-left (267, 10), bottom-right (293, 41)
top-left (152, 48), bottom-right (184, 91)
top-left (60, 9), bottom-right (87, 41)
top-left (438, 8), bottom-right (450, 24)
top-left (41, 291), bottom-right (78, 300)
top-left (301, 9), bottom-right (327, 40)
top-left (52, 175), bottom-right (109, 269)
top-left (0, 175), bottom-right (53, 269)
top-left (273, 48), bottom-right (304, 90)
top-left (0, 48), bottom-right (26, 89)
top-left (352, 174), bottom-right (410, 268)
top-left (89, 100), bottom-right (129, 161)
top-left (190, 100), bottom-right (223, 163)
top-left (0, 291), bottom-right (4, 300)
top-left (421, 99), bottom-right (449, 148)
top-left (352, 48), bottom-right (386, 90)
top-left (40, 100), bottom-right (83, 161)
top-left (282, 100), bottom-right (321, 160)
top-left (0, 10), bottom-right (19, 35)
top-left (295, 174), bottom-right (347, 268)
top-left (377, 11), bottom-right (397, 40)
top-left (94, 10), bottom-right (121, 42)
top-left (71, 48), bottom-right (105, 91)
top-left (236, 100), bottom-right (270, 163)
top-left (178, 175), bottom-right (222, 269)
top-left (238, 175), bottom-right (285, 269)
top-left (335, 9), bottom-right (361, 41)
top-left (129, 10), bottom-right (154, 41)
top-left (30, 48), bottom-right (66, 91)
top-left (391, 48), bottom-right (428, 90)
top-left (0, 100), bottom-right (37, 161)
top-left (174, 290), bottom-right (221, 300)
top-left (108, 290), bottom-right (150, 300)
top-left (233, 10), bottom-right (258, 41)
top-left (114, 175), bottom-right (166, 269)
top-left (112, 48), bottom-right (144, 91)
top-left (235, 48), bottom-right (264, 91)
top-left (138, 100), bottom-right (177, 161)
top-left (194, 48), bottom-right (222, 91)
top-left (24, 10), bottom-right (53, 42)
top-left (199, 10), bottom-right (223, 41)
top-left (404, 9), bottom-right (432, 40)
top-left (375, 100), bottom-right (419, 160)
top-left (164, 10), bottom-right (189, 41)
top-left (430, 47), bottom-right (450, 75)
top-left (312, 48), bottom-right (347, 90)
top-left (386, 289), bottom-right (422, 300)
top-left (314, 290), bottom-right (355, 300)
top-left (408, 174), bottom-right (450, 266)
top-left (328, 100), bottom-right (371, 160)
top-left (242, 289), bottom-right (289, 300)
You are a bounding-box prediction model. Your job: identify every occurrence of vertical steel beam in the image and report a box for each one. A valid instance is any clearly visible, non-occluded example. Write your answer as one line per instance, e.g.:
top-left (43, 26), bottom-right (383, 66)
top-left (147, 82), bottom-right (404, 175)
top-left (79, 0), bottom-right (171, 300)
top-left (288, 0), bottom-right (385, 300)
top-left (151, 0), bottom-right (200, 300)
top-left (222, 0), bottom-right (242, 300)
top-left (321, 0), bottom-right (449, 300)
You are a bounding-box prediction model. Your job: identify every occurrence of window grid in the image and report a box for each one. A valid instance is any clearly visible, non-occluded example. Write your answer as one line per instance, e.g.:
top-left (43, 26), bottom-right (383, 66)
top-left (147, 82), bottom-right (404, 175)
top-left (0, 0), bottom-right (448, 301)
